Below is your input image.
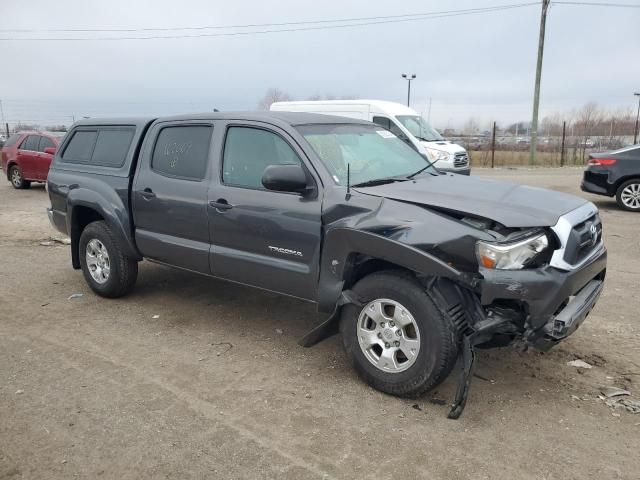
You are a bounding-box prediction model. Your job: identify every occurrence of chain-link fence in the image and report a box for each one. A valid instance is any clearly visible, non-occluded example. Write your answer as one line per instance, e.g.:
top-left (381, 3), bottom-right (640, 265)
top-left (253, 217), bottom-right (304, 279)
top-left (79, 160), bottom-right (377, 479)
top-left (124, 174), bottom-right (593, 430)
top-left (451, 133), bottom-right (635, 168)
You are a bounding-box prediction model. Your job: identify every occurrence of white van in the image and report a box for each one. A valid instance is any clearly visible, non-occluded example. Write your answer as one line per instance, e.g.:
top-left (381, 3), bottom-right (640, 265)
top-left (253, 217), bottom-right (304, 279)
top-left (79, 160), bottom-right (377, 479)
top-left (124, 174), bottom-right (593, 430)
top-left (270, 100), bottom-right (470, 175)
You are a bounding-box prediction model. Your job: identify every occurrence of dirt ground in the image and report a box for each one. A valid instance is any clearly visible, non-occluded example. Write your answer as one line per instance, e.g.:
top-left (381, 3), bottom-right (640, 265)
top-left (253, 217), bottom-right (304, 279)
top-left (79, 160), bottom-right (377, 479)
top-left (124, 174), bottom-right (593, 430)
top-left (1, 167), bottom-right (639, 480)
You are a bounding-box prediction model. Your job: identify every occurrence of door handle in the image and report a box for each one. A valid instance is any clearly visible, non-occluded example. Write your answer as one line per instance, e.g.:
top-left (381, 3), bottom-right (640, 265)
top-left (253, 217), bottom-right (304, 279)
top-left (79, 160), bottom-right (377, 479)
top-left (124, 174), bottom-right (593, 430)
top-left (209, 199), bottom-right (233, 211)
top-left (140, 188), bottom-right (156, 199)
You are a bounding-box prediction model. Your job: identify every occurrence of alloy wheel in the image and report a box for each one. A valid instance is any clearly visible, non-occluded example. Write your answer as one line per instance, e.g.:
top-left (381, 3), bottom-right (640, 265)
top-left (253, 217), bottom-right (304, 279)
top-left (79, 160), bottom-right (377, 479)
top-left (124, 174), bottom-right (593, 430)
top-left (357, 298), bottom-right (421, 373)
top-left (621, 182), bottom-right (640, 209)
top-left (11, 168), bottom-right (22, 187)
top-left (86, 239), bottom-right (111, 284)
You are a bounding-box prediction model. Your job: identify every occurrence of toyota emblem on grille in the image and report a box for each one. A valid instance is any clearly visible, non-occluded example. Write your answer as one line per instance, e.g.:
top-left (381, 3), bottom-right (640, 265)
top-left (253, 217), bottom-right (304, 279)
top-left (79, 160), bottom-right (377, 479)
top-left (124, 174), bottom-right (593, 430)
top-left (589, 223), bottom-right (598, 246)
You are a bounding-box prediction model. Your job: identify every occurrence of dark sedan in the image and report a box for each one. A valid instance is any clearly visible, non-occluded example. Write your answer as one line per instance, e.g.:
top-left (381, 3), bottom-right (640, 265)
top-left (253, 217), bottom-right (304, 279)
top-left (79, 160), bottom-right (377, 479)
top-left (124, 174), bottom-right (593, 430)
top-left (581, 145), bottom-right (640, 211)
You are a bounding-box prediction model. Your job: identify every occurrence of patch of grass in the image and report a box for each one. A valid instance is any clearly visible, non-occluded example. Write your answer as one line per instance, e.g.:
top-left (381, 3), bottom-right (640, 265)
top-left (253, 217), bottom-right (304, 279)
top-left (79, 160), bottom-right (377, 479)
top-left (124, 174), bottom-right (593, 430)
top-left (469, 149), bottom-right (589, 168)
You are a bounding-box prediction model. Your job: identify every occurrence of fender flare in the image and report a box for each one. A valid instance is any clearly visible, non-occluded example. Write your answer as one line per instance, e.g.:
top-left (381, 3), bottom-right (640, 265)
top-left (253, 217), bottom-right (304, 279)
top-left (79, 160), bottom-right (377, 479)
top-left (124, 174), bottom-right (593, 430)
top-left (316, 227), bottom-right (470, 314)
top-left (300, 227), bottom-right (476, 347)
top-left (67, 188), bottom-right (141, 268)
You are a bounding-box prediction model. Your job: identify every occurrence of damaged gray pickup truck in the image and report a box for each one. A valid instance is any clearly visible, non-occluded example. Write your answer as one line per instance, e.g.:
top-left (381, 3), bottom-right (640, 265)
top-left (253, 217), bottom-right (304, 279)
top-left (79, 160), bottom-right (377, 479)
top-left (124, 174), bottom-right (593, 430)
top-left (47, 112), bottom-right (607, 418)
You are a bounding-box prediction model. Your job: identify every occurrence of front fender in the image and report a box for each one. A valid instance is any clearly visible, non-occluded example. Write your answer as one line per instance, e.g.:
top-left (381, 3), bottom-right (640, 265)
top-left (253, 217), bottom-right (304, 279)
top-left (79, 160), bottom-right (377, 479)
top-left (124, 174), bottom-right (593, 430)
top-left (316, 227), bottom-right (470, 313)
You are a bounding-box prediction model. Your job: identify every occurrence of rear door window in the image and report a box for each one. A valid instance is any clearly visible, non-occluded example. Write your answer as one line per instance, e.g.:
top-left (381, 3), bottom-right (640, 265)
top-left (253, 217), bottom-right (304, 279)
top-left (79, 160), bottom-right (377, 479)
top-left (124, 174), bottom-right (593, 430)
top-left (151, 125), bottom-right (212, 180)
top-left (62, 131), bottom-right (97, 162)
top-left (20, 135), bottom-right (40, 151)
top-left (38, 136), bottom-right (55, 152)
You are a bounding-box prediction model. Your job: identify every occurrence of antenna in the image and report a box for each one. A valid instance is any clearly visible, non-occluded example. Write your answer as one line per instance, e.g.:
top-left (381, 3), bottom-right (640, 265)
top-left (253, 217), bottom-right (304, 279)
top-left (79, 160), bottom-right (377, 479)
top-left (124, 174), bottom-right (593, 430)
top-left (345, 163), bottom-right (351, 200)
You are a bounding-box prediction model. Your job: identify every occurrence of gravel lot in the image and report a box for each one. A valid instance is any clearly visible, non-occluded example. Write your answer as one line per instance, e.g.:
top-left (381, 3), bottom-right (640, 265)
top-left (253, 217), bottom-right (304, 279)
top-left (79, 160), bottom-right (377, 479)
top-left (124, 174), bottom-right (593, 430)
top-left (1, 167), bottom-right (639, 479)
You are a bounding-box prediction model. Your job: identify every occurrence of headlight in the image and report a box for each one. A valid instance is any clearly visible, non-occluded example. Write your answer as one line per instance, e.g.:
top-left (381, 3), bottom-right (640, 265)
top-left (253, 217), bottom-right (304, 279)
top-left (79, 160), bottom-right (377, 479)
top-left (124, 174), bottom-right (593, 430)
top-left (424, 147), bottom-right (450, 163)
top-left (476, 233), bottom-right (549, 270)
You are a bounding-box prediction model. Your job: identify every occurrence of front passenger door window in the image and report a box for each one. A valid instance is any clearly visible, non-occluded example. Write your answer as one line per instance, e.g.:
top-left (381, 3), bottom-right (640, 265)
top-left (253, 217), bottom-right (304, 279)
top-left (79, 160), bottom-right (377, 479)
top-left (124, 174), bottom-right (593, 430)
top-left (222, 126), bottom-right (302, 189)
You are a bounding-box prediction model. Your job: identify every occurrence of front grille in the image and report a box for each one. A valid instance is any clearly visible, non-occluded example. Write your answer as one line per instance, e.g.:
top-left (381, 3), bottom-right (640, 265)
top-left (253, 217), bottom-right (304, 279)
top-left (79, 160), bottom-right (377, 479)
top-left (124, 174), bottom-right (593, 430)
top-left (453, 152), bottom-right (468, 167)
top-left (562, 213), bottom-right (603, 265)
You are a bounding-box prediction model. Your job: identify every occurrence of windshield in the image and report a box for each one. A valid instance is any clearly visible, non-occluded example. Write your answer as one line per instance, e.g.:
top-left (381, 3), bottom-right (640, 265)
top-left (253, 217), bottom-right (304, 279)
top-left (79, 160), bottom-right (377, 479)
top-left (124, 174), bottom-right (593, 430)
top-left (297, 123), bottom-right (436, 186)
top-left (396, 115), bottom-right (443, 142)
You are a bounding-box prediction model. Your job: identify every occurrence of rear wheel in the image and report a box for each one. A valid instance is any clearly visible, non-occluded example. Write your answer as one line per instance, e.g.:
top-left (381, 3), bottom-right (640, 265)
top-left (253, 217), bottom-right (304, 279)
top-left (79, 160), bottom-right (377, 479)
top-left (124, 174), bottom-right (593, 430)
top-left (616, 179), bottom-right (640, 211)
top-left (340, 271), bottom-right (459, 397)
top-left (9, 165), bottom-right (30, 189)
top-left (79, 221), bottom-right (138, 298)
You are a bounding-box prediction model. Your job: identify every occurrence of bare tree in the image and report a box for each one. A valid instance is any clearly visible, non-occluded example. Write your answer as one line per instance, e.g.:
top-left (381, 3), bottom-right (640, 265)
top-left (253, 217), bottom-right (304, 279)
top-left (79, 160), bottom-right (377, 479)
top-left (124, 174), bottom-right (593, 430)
top-left (45, 125), bottom-right (68, 132)
top-left (574, 102), bottom-right (601, 162)
top-left (11, 123), bottom-right (40, 132)
top-left (305, 93), bottom-right (358, 101)
top-left (257, 88), bottom-right (292, 110)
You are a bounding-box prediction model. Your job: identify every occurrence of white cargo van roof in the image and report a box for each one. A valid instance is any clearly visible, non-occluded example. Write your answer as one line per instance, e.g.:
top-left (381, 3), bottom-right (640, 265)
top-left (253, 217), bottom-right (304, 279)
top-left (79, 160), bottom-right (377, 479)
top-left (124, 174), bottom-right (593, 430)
top-left (271, 100), bottom-right (417, 117)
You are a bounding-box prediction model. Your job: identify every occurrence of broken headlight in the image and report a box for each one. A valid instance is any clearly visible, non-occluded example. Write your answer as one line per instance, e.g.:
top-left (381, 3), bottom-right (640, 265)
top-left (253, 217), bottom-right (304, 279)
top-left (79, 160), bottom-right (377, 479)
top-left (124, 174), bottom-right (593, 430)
top-left (476, 233), bottom-right (549, 270)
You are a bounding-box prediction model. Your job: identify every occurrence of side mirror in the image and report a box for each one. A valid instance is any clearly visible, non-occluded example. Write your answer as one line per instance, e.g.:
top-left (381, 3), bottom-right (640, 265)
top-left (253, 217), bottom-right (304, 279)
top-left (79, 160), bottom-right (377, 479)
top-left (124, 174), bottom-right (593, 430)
top-left (44, 147), bottom-right (57, 155)
top-left (262, 164), bottom-right (308, 193)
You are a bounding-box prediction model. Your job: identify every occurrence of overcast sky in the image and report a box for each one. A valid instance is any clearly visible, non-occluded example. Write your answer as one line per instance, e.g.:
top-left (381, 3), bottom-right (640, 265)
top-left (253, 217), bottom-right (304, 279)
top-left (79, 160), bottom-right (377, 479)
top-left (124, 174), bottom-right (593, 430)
top-left (1, 0), bottom-right (639, 129)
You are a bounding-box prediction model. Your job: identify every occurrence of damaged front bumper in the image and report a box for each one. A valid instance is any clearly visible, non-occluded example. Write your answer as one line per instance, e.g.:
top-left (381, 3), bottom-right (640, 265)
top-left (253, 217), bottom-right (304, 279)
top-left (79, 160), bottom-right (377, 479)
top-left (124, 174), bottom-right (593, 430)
top-left (478, 243), bottom-right (607, 350)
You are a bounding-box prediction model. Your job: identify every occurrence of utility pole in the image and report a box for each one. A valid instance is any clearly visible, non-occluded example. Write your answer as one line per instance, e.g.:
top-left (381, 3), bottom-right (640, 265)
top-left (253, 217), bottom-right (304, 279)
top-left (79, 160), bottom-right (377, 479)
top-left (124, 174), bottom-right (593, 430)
top-left (491, 121), bottom-right (496, 168)
top-left (529, 0), bottom-right (551, 166)
top-left (401, 73), bottom-right (416, 107)
top-left (427, 97), bottom-right (432, 122)
top-left (634, 92), bottom-right (640, 144)
top-left (560, 121), bottom-right (566, 167)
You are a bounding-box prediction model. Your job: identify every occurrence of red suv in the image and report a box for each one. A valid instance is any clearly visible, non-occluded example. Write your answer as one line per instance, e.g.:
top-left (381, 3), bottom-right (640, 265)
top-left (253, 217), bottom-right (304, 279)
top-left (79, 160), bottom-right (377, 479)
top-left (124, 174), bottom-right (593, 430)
top-left (1, 131), bottom-right (66, 189)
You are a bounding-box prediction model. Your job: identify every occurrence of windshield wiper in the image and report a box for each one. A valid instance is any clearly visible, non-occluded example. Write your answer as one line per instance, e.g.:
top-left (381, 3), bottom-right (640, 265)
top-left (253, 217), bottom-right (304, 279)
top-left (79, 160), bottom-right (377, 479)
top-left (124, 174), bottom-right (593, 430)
top-left (407, 160), bottom-right (437, 179)
top-left (351, 176), bottom-right (409, 188)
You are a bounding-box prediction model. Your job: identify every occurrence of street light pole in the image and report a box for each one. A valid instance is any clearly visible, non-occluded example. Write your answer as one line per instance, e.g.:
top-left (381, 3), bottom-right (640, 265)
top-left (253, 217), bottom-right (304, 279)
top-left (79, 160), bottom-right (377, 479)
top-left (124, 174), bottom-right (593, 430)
top-left (634, 92), bottom-right (640, 144)
top-left (401, 74), bottom-right (416, 107)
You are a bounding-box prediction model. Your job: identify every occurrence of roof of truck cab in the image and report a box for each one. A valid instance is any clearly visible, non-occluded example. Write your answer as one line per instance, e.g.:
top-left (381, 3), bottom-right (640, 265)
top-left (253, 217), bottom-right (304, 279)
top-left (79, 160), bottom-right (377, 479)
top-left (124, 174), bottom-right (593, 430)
top-left (155, 111), bottom-right (371, 126)
top-left (70, 112), bottom-right (371, 130)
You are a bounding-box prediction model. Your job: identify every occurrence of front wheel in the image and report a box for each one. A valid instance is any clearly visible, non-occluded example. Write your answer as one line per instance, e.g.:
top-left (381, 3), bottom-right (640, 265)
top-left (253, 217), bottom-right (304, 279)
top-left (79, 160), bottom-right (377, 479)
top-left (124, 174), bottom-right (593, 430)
top-left (616, 179), bottom-right (640, 211)
top-left (340, 271), bottom-right (459, 397)
top-left (79, 221), bottom-right (138, 298)
top-left (9, 165), bottom-right (31, 189)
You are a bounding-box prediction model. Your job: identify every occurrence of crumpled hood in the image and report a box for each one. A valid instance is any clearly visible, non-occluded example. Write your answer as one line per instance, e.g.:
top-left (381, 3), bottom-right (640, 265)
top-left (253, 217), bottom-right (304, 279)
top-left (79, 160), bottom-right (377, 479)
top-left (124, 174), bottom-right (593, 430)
top-left (353, 173), bottom-right (588, 228)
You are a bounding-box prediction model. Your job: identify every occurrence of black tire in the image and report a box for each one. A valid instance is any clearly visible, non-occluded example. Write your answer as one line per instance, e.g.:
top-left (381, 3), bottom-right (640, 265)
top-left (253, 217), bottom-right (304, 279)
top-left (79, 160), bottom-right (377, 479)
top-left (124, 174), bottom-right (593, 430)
top-left (615, 179), bottom-right (640, 212)
top-left (79, 221), bottom-right (138, 298)
top-left (9, 165), bottom-right (31, 189)
top-left (340, 270), bottom-right (459, 397)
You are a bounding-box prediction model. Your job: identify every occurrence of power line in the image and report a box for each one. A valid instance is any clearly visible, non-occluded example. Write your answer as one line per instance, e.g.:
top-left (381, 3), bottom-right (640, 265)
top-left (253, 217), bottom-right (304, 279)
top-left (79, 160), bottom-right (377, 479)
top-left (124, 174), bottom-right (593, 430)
top-left (0, 3), bottom-right (538, 41)
top-left (0, 3), bottom-right (540, 33)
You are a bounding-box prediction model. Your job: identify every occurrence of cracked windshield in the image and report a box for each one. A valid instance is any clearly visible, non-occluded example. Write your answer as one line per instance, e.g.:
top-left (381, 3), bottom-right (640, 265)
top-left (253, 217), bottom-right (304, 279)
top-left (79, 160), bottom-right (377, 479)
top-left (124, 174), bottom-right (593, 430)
top-left (297, 123), bottom-right (435, 186)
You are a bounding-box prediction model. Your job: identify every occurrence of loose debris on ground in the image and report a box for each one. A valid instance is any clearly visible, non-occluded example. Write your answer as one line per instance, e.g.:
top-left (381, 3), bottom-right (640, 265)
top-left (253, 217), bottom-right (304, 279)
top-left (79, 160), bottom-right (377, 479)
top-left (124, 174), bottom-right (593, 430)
top-left (567, 359), bottom-right (593, 369)
top-left (599, 386), bottom-right (640, 414)
top-left (39, 236), bottom-right (71, 247)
